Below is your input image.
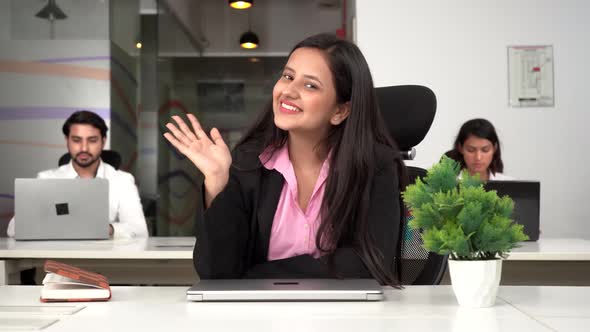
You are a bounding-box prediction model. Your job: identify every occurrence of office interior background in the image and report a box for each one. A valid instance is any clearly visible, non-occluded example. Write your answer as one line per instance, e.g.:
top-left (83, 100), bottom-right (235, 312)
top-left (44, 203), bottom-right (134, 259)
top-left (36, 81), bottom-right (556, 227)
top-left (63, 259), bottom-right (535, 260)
top-left (0, 0), bottom-right (588, 240)
top-left (0, 0), bottom-right (350, 236)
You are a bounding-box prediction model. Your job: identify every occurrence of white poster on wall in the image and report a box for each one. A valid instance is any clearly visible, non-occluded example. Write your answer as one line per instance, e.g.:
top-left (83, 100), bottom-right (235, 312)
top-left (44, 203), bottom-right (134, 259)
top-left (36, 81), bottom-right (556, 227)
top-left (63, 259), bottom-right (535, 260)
top-left (508, 45), bottom-right (554, 107)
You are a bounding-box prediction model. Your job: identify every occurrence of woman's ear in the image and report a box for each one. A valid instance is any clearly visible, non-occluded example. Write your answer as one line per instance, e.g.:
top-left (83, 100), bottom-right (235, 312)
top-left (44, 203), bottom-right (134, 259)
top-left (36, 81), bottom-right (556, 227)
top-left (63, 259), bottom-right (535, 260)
top-left (330, 102), bottom-right (351, 126)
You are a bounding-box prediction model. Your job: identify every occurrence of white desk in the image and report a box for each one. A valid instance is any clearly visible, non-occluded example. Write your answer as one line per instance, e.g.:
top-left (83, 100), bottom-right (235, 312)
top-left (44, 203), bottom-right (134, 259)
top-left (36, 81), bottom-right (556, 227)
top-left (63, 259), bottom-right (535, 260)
top-left (498, 238), bottom-right (590, 286)
top-left (508, 238), bottom-right (590, 261)
top-left (433, 238), bottom-right (590, 286)
top-left (2, 237), bottom-right (590, 286)
top-left (0, 285), bottom-right (587, 332)
top-left (0, 237), bottom-right (195, 285)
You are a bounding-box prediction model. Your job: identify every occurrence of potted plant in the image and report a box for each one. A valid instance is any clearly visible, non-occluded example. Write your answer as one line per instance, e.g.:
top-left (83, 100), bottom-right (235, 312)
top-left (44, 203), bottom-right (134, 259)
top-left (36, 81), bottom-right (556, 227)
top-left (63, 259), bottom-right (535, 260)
top-left (402, 156), bottom-right (528, 307)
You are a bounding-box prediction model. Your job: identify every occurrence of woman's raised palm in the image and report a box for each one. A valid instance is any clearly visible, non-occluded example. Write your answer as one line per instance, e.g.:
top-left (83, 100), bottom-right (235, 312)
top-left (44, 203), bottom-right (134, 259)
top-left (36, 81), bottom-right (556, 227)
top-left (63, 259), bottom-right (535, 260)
top-left (163, 114), bottom-right (231, 180)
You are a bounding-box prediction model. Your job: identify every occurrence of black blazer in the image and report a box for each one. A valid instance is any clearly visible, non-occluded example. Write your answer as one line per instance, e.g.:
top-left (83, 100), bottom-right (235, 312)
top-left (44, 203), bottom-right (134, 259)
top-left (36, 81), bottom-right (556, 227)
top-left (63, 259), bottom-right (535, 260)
top-left (194, 143), bottom-right (403, 280)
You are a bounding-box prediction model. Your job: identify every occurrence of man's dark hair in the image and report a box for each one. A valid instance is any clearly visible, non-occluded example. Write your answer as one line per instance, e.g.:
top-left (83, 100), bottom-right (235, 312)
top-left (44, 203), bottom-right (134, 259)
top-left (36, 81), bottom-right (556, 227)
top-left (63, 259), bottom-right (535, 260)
top-left (62, 110), bottom-right (108, 138)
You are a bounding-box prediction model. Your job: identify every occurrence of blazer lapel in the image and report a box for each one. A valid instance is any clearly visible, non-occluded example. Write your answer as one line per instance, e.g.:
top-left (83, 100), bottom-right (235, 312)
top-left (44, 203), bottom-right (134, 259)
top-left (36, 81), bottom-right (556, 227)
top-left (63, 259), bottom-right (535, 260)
top-left (256, 169), bottom-right (284, 258)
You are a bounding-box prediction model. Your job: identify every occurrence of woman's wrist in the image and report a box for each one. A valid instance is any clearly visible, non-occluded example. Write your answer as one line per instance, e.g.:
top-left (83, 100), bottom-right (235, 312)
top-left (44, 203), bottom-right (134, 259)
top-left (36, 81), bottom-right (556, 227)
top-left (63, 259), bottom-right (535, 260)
top-left (203, 174), bottom-right (229, 207)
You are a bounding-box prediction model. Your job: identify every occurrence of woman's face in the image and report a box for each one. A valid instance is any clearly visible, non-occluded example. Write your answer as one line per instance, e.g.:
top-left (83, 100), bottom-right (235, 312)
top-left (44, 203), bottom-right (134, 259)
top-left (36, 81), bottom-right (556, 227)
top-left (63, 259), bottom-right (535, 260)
top-left (272, 47), bottom-right (349, 138)
top-left (459, 135), bottom-right (496, 177)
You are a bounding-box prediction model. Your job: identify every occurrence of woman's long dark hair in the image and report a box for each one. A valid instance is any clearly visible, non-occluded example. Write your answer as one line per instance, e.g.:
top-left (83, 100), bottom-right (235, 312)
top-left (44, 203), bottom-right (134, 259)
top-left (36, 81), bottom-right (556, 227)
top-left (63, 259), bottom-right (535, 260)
top-left (447, 118), bottom-right (504, 174)
top-left (234, 33), bottom-right (405, 286)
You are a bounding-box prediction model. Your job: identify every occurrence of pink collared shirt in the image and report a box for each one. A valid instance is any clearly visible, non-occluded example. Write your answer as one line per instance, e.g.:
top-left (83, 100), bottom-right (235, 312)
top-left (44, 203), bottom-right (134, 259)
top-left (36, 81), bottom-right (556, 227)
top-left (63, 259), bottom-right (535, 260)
top-left (260, 145), bottom-right (330, 261)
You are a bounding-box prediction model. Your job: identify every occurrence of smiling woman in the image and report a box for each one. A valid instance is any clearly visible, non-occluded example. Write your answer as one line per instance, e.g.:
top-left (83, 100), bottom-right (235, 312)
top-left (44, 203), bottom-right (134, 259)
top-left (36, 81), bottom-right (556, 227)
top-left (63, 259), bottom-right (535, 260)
top-left (163, 33), bottom-right (407, 286)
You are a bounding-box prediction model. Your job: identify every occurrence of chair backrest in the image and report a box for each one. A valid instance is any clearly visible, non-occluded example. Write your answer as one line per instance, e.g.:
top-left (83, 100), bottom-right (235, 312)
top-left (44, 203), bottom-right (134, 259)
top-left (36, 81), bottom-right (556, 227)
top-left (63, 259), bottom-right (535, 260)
top-left (401, 166), bottom-right (448, 285)
top-left (375, 85), bottom-right (447, 285)
top-left (58, 150), bottom-right (122, 170)
top-left (375, 85), bottom-right (437, 159)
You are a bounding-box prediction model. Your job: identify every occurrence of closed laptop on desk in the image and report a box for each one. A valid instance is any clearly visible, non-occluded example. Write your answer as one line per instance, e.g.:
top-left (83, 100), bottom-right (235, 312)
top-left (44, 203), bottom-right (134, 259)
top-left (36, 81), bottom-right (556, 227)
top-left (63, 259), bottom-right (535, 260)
top-left (484, 180), bottom-right (540, 241)
top-left (186, 279), bottom-right (384, 302)
top-left (14, 179), bottom-right (109, 240)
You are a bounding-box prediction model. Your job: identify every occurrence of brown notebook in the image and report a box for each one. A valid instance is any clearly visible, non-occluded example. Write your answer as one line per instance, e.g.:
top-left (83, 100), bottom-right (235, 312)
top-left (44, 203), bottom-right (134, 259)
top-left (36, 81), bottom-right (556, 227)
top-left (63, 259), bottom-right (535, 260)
top-left (40, 260), bottom-right (111, 302)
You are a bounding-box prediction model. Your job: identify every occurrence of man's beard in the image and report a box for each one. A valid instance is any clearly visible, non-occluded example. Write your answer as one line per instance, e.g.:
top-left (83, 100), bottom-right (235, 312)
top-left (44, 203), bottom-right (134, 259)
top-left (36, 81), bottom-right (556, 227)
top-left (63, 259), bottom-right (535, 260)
top-left (72, 152), bottom-right (99, 168)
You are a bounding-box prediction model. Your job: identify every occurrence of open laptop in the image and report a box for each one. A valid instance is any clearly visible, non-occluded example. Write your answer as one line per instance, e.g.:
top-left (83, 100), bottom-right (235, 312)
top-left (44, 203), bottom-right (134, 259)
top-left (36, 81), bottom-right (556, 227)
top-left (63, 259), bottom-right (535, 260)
top-left (14, 179), bottom-right (109, 240)
top-left (186, 279), bottom-right (384, 302)
top-left (484, 180), bottom-right (540, 241)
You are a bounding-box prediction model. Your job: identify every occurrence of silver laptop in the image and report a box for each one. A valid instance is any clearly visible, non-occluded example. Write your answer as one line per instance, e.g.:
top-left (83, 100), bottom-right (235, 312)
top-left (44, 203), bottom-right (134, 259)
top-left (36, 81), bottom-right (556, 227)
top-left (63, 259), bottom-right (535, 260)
top-left (186, 279), bottom-right (384, 302)
top-left (14, 178), bottom-right (109, 240)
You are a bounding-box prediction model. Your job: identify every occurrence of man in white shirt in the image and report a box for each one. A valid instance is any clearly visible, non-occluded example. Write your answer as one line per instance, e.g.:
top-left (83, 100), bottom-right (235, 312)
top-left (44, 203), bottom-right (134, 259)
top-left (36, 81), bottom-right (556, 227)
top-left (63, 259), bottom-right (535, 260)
top-left (8, 110), bottom-right (148, 239)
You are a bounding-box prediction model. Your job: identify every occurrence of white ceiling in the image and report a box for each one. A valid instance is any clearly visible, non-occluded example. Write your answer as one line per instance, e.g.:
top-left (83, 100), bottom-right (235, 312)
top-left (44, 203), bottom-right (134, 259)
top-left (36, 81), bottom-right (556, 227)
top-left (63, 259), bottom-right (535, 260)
top-left (159, 0), bottom-right (344, 57)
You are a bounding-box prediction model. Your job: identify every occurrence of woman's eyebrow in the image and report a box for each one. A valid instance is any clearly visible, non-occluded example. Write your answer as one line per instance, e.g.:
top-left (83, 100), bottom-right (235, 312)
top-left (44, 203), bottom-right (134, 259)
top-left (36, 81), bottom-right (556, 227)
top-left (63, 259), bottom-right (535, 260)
top-left (303, 74), bottom-right (323, 87)
top-left (284, 66), bottom-right (324, 86)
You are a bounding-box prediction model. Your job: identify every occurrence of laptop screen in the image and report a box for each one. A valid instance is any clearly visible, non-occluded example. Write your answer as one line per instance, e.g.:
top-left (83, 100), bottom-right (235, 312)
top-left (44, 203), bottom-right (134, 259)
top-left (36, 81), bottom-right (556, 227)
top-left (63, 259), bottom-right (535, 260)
top-left (484, 180), bottom-right (540, 241)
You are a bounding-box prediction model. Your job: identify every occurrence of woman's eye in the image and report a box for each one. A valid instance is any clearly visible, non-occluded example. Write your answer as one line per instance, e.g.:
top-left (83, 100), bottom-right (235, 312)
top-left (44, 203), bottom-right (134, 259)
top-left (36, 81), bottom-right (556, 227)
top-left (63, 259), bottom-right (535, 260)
top-left (282, 73), bottom-right (293, 80)
top-left (305, 83), bottom-right (317, 89)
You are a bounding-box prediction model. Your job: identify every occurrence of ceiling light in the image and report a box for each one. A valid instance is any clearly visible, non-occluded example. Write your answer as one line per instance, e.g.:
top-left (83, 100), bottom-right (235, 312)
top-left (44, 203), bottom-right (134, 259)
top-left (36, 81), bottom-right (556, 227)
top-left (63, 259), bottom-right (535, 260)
top-left (36, 0), bottom-right (67, 20)
top-left (229, 0), bottom-right (252, 10)
top-left (240, 31), bottom-right (259, 49)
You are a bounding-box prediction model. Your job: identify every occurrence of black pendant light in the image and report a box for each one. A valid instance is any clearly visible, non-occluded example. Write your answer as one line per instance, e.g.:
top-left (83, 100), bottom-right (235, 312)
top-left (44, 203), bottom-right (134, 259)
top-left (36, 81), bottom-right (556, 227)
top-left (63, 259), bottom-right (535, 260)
top-left (240, 31), bottom-right (259, 49)
top-left (36, 0), bottom-right (67, 20)
top-left (35, 0), bottom-right (67, 40)
top-left (229, 0), bottom-right (252, 10)
top-left (239, 9), bottom-right (259, 49)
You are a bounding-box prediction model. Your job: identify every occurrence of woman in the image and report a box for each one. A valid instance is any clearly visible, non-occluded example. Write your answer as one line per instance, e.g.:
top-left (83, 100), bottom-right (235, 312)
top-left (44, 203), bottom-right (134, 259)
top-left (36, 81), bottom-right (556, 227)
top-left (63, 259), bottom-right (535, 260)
top-left (164, 33), bottom-right (406, 286)
top-left (446, 118), bottom-right (512, 181)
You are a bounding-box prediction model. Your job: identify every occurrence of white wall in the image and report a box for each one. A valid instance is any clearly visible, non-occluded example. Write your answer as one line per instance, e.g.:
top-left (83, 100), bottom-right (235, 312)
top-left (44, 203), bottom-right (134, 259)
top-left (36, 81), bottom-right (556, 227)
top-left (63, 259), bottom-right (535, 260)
top-left (357, 0), bottom-right (590, 238)
top-left (0, 0), bottom-right (112, 236)
top-left (0, 1), bottom-right (10, 40)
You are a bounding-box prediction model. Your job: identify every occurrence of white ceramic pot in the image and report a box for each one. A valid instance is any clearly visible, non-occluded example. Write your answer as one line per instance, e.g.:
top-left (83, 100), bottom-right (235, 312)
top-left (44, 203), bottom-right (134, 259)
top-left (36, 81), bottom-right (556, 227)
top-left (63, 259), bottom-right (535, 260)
top-left (448, 259), bottom-right (502, 308)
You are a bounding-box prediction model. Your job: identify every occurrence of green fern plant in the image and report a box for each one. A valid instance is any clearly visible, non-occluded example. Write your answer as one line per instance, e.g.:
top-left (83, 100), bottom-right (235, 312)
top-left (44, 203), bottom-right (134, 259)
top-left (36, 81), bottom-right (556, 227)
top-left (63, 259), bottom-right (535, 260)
top-left (402, 156), bottom-right (528, 260)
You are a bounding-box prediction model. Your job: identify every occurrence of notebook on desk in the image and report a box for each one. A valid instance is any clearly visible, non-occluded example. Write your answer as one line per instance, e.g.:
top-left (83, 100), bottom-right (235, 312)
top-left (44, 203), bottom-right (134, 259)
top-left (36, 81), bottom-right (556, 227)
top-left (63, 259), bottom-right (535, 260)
top-left (14, 178), bottom-right (109, 240)
top-left (186, 279), bottom-right (384, 302)
top-left (484, 180), bottom-right (540, 241)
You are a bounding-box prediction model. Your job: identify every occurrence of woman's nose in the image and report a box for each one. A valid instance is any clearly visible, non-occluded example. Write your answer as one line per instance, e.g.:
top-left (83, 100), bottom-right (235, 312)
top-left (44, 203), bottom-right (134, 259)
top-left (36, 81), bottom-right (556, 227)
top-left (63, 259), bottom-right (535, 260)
top-left (281, 82), bottom-right (298, 99)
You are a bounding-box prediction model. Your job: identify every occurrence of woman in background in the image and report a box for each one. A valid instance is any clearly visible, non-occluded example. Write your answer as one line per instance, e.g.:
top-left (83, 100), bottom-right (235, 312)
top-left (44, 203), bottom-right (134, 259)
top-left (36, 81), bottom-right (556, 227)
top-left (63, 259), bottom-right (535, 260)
top-left (446, 118), bottom-right (512, 181)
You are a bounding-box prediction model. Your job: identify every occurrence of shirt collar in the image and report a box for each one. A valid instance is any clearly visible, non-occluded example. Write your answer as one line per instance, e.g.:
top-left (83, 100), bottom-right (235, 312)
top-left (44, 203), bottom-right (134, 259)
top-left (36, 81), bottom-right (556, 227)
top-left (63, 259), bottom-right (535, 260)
top-left (259, 144), bottom-right (331, 189)
top-left (260, 144), bottom-right (291, 174)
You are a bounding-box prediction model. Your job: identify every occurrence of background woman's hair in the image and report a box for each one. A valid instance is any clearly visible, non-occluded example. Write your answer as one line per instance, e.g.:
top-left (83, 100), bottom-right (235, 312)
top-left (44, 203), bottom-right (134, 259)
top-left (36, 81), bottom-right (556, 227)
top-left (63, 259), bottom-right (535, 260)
top-left (448, 118), bottom-right (504, 174)
top-left (234, 33), bottom-right (406, 286)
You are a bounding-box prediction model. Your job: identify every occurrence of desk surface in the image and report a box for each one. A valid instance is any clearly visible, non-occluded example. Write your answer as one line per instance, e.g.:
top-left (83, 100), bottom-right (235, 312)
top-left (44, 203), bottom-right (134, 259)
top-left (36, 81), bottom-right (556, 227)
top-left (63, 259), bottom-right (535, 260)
top-left (0, 285), bottom-right (587, 332)
top-left (508, 238), bottom-right (590, 260)
top-left (1, 237), bottom-right (589, 261)
top-left (0, 237), bottom-right (194, 259)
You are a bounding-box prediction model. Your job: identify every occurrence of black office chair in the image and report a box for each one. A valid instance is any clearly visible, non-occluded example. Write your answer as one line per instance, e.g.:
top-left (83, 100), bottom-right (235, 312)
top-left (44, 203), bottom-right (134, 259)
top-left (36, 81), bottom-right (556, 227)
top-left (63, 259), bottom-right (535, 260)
top-left (58, 150), bottom-right (122, 170)
top-left (376, 85), bottom-right (447, 285)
